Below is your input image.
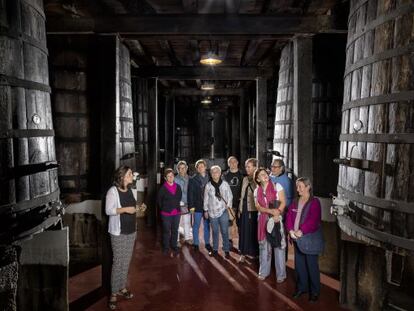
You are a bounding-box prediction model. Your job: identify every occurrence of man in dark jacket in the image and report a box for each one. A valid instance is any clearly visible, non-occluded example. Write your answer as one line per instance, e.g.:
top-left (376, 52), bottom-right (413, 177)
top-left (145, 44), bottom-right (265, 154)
top-left (222, 156), bottom-right (244, 248)
top-left (188, 159), bottom-right (211, 252)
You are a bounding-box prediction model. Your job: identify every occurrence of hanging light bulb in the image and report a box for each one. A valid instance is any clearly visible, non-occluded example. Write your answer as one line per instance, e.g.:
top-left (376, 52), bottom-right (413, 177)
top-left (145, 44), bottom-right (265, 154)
top-left (201, 83), bottom-right (215, 90)
top-left (200, 52), bottom-right (222, 66)
top-left (201, 97), bottom-right (212, 105)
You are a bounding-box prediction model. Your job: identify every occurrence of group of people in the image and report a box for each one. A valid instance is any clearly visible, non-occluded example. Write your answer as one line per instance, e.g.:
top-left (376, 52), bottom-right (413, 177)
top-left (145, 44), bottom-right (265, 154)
top-left (105, 156), bottom-right (324, 309)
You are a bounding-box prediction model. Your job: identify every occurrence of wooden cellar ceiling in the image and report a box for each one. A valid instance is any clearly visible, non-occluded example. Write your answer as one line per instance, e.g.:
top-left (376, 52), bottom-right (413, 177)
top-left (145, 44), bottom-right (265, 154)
top-left (45, 0), bottom-right (347, 103)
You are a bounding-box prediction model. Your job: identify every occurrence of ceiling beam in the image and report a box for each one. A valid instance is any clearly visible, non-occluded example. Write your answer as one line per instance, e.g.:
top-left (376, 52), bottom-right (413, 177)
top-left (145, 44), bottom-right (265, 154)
top-left (123, 39), bottom-right (155, 65)
top-left (159, 40), bottom-right (181, 66)
top-left (189, 40), bottom-right (200, 65)
top-left (46, 15), bottom-right (341, 35)
top-left (169, 88), bottom-right (242, 96)
top-left (182, 0), bottom-right (198, 13)
top-left (225, 0), bottom-right (241, 13)
top-left (132, 66), bottom-right (273, 80)
top-left (122, 34), bottom-right (295, 40)
top-left (218, 41), bottom-right (230, 62)
top-left (240, 39), bottom-right (262, 66)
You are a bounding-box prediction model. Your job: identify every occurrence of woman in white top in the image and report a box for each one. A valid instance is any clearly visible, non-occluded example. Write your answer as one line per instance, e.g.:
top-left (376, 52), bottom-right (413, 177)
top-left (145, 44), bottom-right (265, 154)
top-left (253, 167), bottom-right (287, 283)
top-left (105, 166), bottom-right (137, 310)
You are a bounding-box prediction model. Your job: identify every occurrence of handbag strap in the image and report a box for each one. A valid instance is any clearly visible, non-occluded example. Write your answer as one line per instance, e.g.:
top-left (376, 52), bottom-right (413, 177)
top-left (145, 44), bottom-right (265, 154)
top-left (298, 197), bottom-right (314, 226)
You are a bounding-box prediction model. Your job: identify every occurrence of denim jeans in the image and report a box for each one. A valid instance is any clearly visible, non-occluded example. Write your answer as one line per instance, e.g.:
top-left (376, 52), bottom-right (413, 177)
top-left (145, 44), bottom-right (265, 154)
top-left (193, 212), bottom-right (211, 246)
top-left (161, 215), bottom-right (180, 252)
top-left (210, 211), bottom-right (230, 252)
top-left (258, 239), bottom-right (286, 281)
top-left (294, 243), bottom-right (320, 295)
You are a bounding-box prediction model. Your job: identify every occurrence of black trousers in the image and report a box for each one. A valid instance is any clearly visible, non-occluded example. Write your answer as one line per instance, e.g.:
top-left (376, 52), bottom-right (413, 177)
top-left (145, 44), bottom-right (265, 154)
top-left (161, 215), bottom-right (181, 252)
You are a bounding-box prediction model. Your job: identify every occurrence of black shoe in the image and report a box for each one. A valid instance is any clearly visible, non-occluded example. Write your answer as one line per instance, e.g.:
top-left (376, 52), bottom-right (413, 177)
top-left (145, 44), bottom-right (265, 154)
top-left (209, 250), bottom-right (218, 257)
top-left (292, 291), bottom-right (306, 299)
top-left (205, 244), bottom-right (212, 252)
top-left (309, 294), bottom-right (319, 302)
top-left (224, 252), bottom-right (230, 259)
top-left (193, 245), bottom-right (199, 251)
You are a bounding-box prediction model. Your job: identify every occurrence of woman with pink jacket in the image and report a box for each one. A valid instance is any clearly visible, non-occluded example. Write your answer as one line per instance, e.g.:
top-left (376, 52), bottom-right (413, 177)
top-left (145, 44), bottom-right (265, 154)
top-left (286, 177), bottom-right (322, 303)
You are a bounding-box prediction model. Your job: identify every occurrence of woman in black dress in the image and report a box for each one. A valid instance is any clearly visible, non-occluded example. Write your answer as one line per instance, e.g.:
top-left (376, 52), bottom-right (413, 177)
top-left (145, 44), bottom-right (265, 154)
top-left (238, 158), bottom-right (259, 262)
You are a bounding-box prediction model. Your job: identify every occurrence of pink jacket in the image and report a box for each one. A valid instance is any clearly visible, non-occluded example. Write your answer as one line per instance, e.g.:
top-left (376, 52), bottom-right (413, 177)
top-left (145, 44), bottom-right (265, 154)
top-left (286, 197), bottom-right (321, 234)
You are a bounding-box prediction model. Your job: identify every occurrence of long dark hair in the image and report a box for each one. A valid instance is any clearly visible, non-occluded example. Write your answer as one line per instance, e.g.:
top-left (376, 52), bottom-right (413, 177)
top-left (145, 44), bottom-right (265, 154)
top-left (113, 165), bottom-right (131, 189)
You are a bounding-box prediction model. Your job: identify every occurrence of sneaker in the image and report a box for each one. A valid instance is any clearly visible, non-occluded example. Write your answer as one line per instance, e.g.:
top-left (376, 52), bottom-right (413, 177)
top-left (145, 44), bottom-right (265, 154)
top-left (108, 294), bottom-right (117, 310)
top-left (258, 274), bottom-right (266, 281)
top-left (205, 244), bottom-right (212, 252)
top-left (224, 252), bottom-right (230, 259)
top-left (209, 250), bottom-right (218, 257)
top-left (277, 278), bottom-right (286, 283)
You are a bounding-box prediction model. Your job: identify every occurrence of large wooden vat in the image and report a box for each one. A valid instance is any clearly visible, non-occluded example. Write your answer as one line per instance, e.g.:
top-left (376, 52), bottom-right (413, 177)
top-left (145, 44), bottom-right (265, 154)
top-left (337, 0), bottom-right (414, 252)
top-left (273, 37), bottom-right (344, 192)
top-left (176, 126), bottom-right (195, 161)
top-left (337, 1), bottom-right (414, 309)
top-left (50, 48), bottom-right (90, 197)
top-left (273, 43), bottom-right (294, 171)
top-left (132, 77), bottom-right (149, 173)
top-left (0, 0), bottom-right (60, 242)
top-left (119, 43), bottom-right (136, 169)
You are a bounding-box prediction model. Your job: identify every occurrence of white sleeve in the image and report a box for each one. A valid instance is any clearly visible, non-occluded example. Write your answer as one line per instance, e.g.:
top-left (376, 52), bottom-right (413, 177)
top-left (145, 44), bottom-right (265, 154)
top-left (225, 182), bottom-right (233, 207)
top-left (105, 188), bottom-right (118, 216)
top-left (253, 188), bottom-right (259, 205)
top-left (275, 183), bottom-right (284, 192)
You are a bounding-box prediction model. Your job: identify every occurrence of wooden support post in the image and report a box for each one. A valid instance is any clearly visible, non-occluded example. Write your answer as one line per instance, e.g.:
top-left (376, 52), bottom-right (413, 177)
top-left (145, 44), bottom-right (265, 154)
top-left (256, 78), bottom-right (267, 167)
top-left (98, 35), bottom-right (120, 293)
top-left (239, 91), bottom-right (248, 164)
top-left (147, 78), bottom-right (159, 227)
top-left (225, 109), bottom-right (231, 159)
top-left (231, 106), bottom-right (241, 159)
top-left (293, 36), bottom-right (313, 179)
top-left (164, 95), bottom-right (175, 167)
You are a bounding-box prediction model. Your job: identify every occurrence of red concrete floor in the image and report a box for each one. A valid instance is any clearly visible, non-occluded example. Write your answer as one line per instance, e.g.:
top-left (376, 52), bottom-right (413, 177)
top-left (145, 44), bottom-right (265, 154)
top-left (69, 219), bottom-right (347, 311)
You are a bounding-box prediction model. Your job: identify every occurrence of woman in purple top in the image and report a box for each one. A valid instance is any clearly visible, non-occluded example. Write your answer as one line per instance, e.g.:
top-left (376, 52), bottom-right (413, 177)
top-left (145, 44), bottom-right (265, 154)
top-left (286, 177), bottom-right (322, 302)
top-left (157, 168), bottom-right (182, 257)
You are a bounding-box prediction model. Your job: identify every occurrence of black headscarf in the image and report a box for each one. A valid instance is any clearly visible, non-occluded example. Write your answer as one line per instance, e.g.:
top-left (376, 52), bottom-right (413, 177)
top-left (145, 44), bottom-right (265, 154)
top-left (210, 178), bottom-right (223, 200)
